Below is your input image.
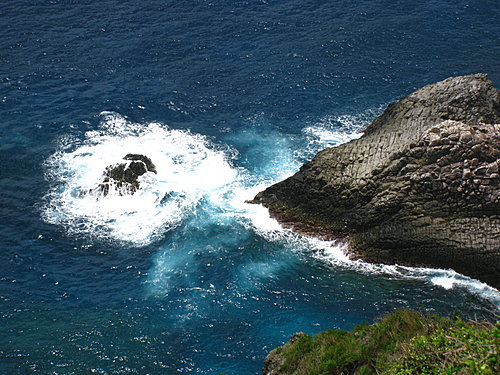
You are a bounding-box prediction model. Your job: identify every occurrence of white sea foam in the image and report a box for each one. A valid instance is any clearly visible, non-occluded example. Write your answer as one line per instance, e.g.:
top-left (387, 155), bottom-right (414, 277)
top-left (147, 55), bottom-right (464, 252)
top-left (245, 215), bottom-right (500, 306)
top-left (299, 110), bottom-right (382, 160)
top-left (44, 111), bottom-right (500, 306)
top-left (42, 112), bottom-right (238, 246)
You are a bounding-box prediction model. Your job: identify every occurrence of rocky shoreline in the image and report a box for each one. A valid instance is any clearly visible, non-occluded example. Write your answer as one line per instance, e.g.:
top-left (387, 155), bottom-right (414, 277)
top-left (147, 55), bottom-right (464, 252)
top-left (253, 74), bottom-right (500, 288)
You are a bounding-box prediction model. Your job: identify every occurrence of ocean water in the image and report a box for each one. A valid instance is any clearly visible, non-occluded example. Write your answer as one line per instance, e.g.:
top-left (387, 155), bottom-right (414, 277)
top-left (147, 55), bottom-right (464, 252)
top-left (1, 0), bottom-right (499, 373)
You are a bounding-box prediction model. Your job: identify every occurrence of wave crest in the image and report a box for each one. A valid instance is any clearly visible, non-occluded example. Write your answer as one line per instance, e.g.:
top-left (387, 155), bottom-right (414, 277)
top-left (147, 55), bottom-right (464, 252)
top-left (42, 112), bottom-right (238, 245)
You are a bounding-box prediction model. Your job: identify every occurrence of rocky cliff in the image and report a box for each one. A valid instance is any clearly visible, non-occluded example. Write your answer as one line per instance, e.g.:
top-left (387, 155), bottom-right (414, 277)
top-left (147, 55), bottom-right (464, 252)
top-left (253, 74), bottom-right (500, 288)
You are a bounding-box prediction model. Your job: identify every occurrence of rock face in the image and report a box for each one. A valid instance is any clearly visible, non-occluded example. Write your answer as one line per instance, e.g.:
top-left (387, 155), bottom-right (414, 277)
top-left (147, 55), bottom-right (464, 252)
top-left (253, 74), bottom-right (500, 288)
top-left (95, 154), bottom-right (157, 196)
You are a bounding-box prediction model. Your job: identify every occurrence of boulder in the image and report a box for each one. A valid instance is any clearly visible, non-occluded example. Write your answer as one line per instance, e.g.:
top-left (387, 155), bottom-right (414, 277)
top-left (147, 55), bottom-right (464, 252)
top-left (253, 74), bottom-right (500, 288)
top-left (94, 154), bottom-right (157, 196)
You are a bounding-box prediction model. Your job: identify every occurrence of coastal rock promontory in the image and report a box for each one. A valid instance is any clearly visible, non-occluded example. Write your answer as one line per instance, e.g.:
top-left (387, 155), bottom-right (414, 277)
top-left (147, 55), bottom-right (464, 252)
top-left (253, 74), bottom-right (500, 288)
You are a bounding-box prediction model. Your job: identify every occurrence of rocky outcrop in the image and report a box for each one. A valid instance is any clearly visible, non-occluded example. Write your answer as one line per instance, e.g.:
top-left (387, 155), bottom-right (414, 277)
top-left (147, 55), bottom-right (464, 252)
top-left (253, 74), bottom-right (500, 288)
top-left (92, 154), bottom-right (157, 196)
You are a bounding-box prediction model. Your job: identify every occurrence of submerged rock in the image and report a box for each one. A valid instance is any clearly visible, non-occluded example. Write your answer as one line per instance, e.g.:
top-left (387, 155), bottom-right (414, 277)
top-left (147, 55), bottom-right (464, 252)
top-left (93, 154), bottom-right (157, 196)
top-left (253, 74), bottom-right (500, 288)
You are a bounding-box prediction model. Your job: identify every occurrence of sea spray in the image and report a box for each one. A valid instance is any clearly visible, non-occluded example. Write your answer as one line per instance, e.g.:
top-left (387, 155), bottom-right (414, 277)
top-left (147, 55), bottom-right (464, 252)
top-left (42, 112), bottom-right (500, 307)
top-left (42, 112), bottom-right (238, 245)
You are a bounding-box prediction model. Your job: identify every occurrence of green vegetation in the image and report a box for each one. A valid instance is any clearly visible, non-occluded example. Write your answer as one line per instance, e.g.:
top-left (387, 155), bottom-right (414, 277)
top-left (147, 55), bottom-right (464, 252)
top-left (266, 310), bottom-right (499, 375)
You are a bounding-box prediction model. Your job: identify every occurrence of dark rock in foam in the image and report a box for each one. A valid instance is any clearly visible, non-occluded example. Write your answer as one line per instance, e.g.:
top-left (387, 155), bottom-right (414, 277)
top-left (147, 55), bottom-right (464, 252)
top-left (253, 74), bottom-right (500, 288)
top-left (90, 154), bottom-right (157, 196)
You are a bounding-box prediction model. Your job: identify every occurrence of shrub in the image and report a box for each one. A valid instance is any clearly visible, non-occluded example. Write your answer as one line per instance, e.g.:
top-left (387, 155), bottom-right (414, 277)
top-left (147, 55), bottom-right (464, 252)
top-left (268, 310), bottom-right (498, 375)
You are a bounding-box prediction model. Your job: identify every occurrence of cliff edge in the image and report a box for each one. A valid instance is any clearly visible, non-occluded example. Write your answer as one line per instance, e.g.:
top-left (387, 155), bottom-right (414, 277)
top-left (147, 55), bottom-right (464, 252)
top-left (253, 74), bottom-right (500, 288)
top-left (262, 310), bottom-right (499, 375)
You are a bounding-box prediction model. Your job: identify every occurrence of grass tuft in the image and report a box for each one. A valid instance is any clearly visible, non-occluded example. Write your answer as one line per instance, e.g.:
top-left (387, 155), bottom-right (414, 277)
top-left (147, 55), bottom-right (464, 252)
top-left (267, 310), bottom-right (498, 375)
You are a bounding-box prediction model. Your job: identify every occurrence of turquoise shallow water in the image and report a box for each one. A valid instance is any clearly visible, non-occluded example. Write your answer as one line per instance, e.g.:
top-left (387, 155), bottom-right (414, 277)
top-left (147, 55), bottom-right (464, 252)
top-left (1, 1), bottom-right (499, 373)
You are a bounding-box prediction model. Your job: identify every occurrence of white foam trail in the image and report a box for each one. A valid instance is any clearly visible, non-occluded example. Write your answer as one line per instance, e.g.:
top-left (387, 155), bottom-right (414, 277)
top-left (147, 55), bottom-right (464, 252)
top-left (239, 198), bottom-right (500, 306)
top-left (243, 213), bottom-right (500, 306)
top-left (42, 112), bottom-right (238, 245)
top-left (431, 275), bottom-right (456, 290)
top-left (299, 108), bottom-right (385, 160)
top-left (303, 114), bottom-right (364, 143)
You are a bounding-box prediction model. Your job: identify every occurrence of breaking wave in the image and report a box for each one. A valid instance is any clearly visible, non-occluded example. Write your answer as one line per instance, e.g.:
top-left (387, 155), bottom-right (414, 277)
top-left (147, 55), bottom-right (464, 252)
top-left (42, 112), bottom-right (239, 245)
top-left (42, 111), bottom-right (499, 307)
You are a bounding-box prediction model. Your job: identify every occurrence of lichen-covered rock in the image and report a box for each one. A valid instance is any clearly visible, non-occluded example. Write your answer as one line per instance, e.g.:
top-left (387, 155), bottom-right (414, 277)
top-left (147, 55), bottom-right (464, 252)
top-left (253, 74), bottom-right (500, 288)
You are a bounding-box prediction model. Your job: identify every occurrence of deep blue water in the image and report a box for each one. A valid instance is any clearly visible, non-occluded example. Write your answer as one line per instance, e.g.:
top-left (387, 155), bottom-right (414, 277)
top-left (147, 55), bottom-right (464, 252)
top-left (1, 0), bottom-right (499, 374)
